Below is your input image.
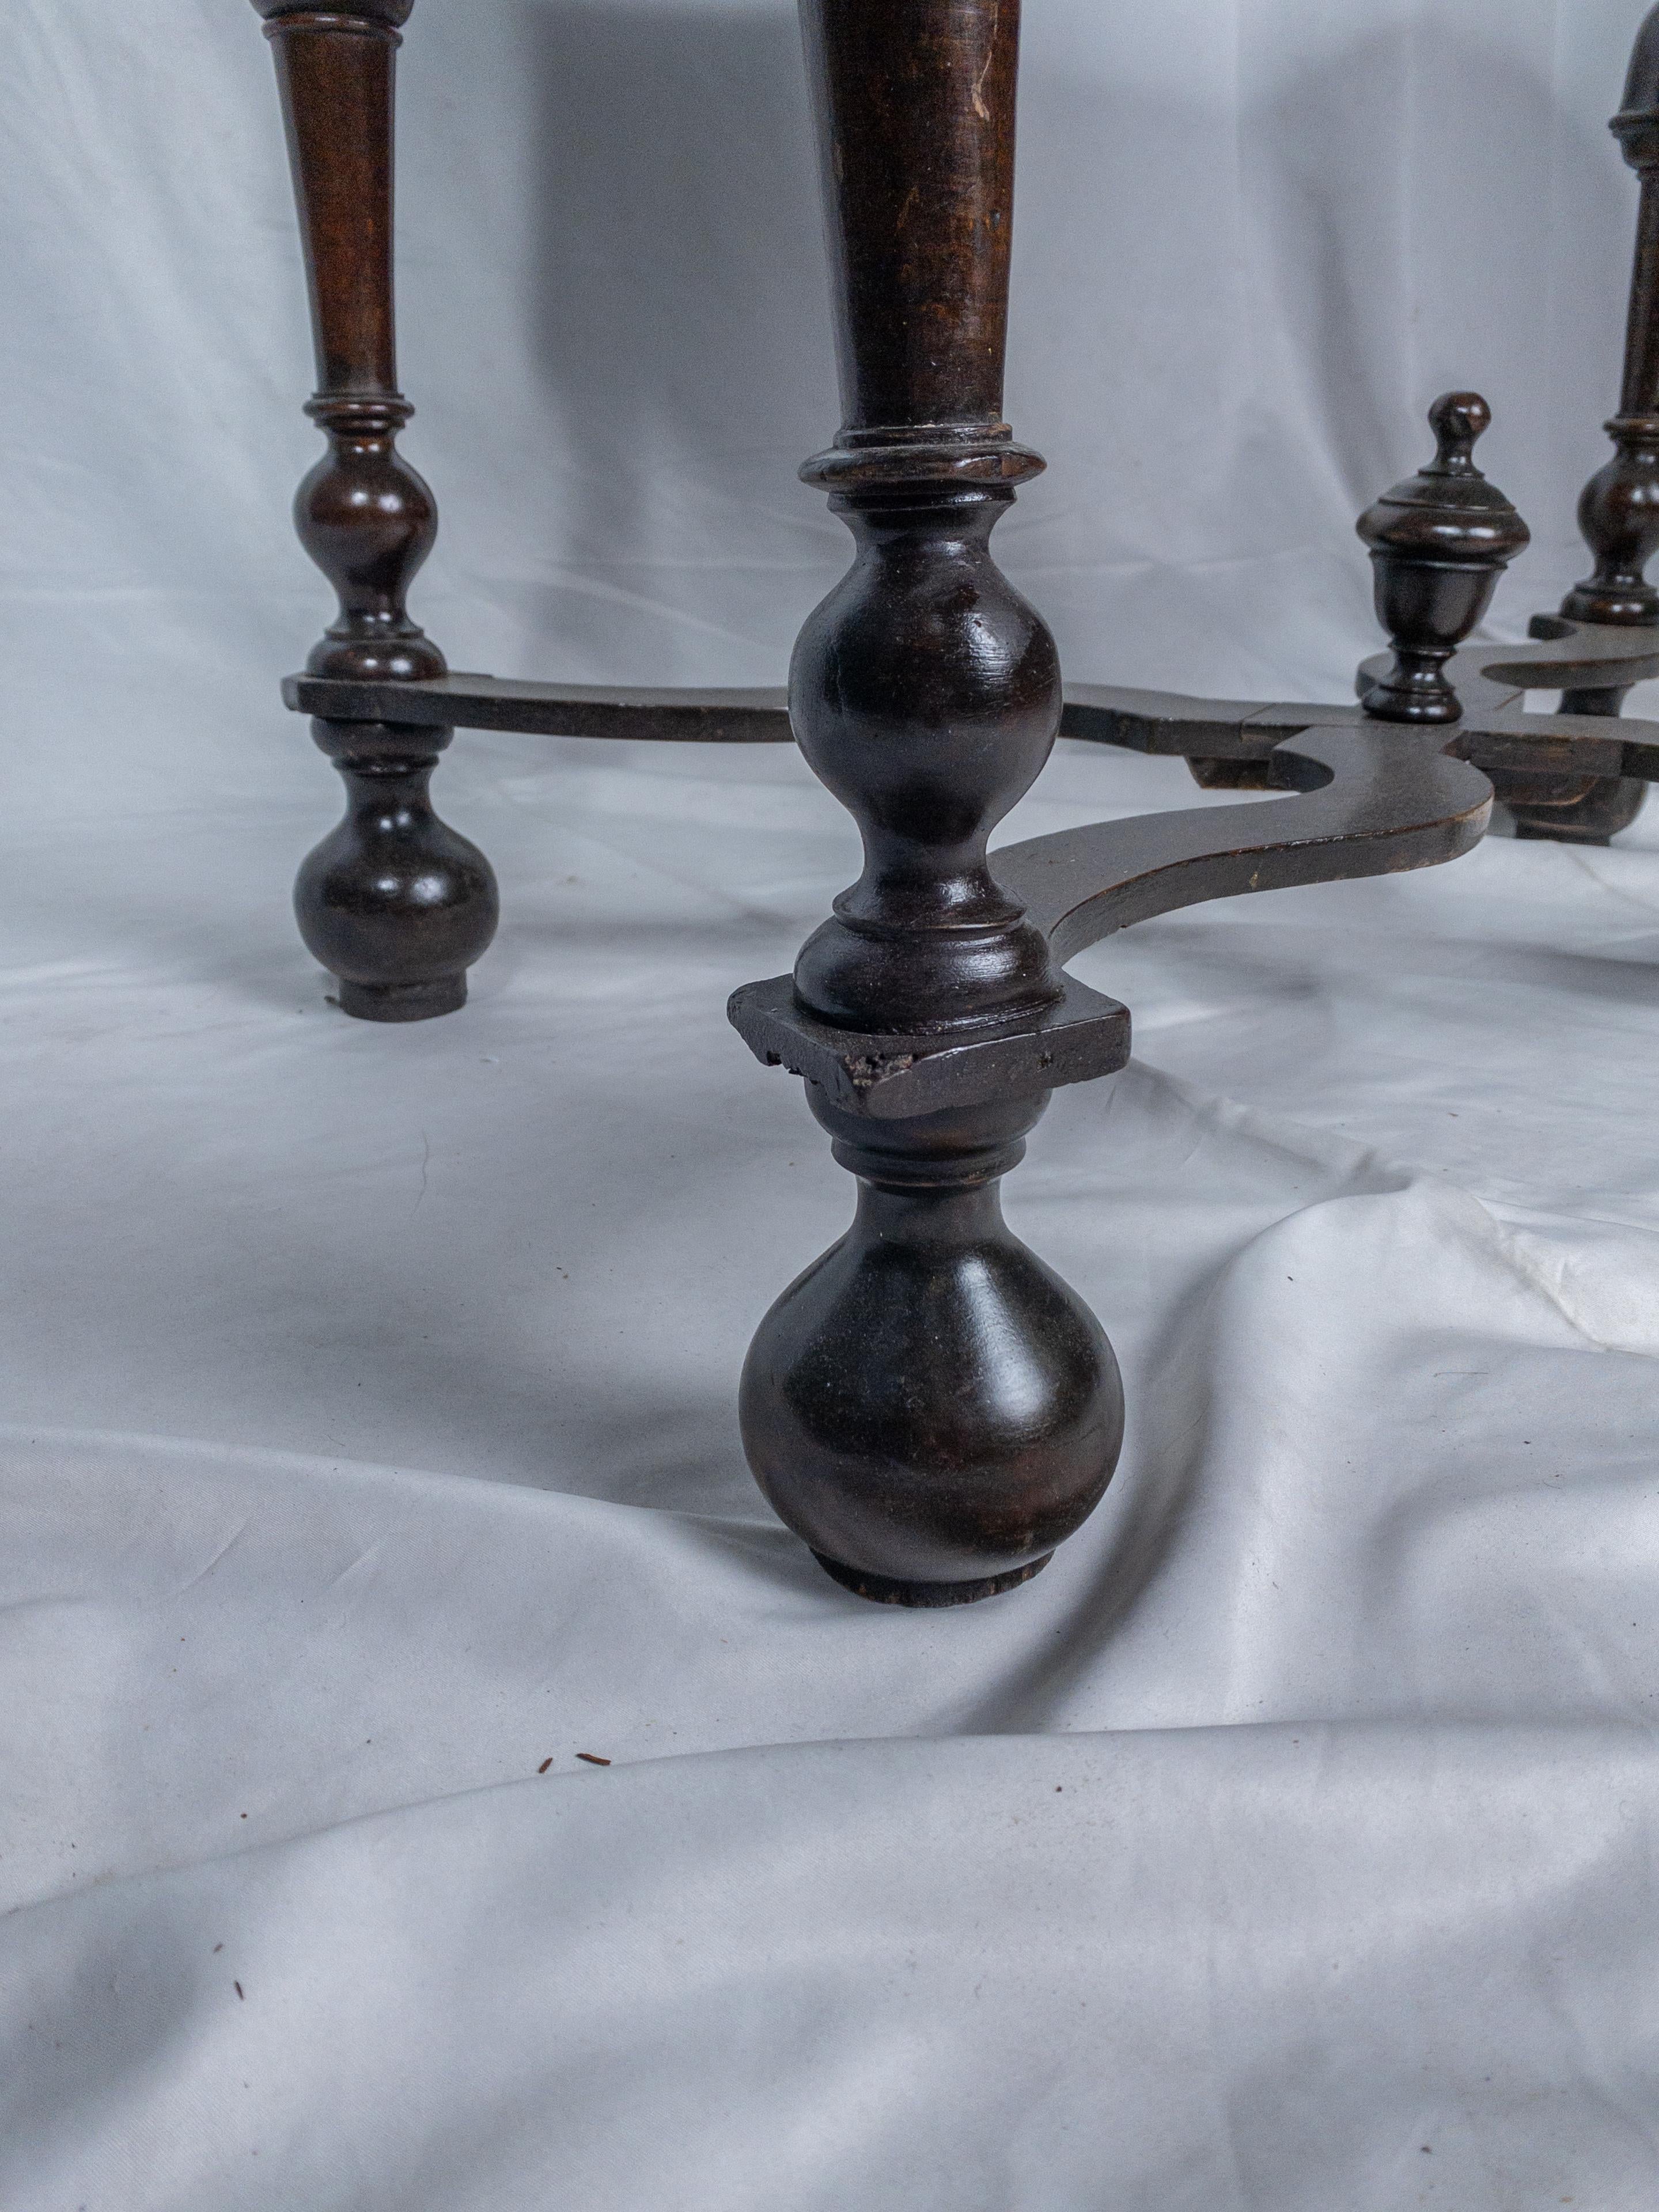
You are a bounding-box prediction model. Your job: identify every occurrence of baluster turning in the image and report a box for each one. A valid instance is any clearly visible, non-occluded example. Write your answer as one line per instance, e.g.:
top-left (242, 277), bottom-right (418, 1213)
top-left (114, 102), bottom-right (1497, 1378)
top-left (732, 0), bottom-right (1125, 1605)
top-left (253, 0), bottom-right (497, 1017)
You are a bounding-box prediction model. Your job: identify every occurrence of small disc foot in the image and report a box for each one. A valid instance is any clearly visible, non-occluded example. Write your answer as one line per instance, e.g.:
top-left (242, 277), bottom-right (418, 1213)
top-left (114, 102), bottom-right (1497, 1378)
top-left (811, 1550), bottom-right (1053, 1608)
top-left (336, 973), bottom-right (466, 1022)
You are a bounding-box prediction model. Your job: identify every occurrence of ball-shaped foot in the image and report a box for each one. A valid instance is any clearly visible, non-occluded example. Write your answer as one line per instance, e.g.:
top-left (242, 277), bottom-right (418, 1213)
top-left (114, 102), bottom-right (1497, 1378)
top-left (297, 719), bottom-right (499, 1020)
top-left (741, 1156), bottom-right (1123, 1593)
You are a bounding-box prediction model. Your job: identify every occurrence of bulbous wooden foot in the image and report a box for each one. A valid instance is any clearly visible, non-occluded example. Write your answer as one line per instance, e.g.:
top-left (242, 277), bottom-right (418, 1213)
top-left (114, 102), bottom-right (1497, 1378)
top-left (298, 718), bottom-right (498, 1020)
top-left (740, 1097), bottom-right (1124, 1604)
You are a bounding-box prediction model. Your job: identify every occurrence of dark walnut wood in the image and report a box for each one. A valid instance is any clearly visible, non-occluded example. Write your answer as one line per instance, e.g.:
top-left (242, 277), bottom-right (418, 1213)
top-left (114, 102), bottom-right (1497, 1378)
top-left (1565, 5), bottom-right (1659, 633)
top-left (286, 673), bottom-right (794, 742)
top-left (1354, 393), bottom-right (1529, 724)
top-left (1063, 623), bottom-right (1659, 792)
top-left (285, 627), bottom-right (1659, 792)
top-left (245, 0), bottom-right (1659, 1616)
top-left (1508, 2), bottom-right (1659, 844)
top-left (731, 0), bottom-right (1124, 1606)
top-left (253, 0), bottom-right (497, 1018)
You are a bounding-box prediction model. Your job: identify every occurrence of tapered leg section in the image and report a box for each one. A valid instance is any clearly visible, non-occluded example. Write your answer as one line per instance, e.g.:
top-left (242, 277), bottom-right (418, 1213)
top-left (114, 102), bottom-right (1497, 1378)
top-left (254, 1), bottom-right (495, 1010)
top-left (732, 0), bottom-right (1123, 1603)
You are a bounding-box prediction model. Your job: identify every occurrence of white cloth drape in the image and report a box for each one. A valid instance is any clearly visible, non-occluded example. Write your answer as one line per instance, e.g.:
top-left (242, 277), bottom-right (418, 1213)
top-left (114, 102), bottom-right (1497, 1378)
top-left (2, 2), bottom-right (1657, 2205)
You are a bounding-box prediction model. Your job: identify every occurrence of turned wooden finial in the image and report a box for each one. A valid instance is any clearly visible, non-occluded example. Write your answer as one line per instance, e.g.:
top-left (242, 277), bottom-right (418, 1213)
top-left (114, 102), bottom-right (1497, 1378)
top-left (1426, 389), bottom-right (1488, 468)
top-left (1356, 392), bottom-right (1530, 724)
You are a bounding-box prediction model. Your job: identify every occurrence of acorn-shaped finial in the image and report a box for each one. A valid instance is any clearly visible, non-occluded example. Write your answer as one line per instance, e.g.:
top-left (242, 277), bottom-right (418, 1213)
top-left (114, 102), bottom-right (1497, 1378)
top-left (1355, 392), bottom-right (1531, 723)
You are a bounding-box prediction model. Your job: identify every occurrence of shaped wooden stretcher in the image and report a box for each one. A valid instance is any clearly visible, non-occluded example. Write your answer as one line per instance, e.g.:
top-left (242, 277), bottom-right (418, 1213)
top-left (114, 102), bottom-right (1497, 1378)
top-left (291, 605), bottom-right (1659, 1131)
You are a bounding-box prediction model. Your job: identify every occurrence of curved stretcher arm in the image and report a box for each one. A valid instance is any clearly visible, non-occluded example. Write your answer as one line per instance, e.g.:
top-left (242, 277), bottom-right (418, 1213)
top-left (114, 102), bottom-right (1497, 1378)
top-left (996, 725), bottom-right (1492, 966)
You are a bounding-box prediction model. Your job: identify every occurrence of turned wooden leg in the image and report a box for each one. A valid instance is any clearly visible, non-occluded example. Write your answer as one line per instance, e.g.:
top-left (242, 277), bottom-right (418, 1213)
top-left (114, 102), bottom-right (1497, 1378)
top-left (736, 0), bottom-right (1123, 1605)
top-left (253, 1), bottom-right (497, 1017)
top-left (1507, 8), bottom-right (1659, 845)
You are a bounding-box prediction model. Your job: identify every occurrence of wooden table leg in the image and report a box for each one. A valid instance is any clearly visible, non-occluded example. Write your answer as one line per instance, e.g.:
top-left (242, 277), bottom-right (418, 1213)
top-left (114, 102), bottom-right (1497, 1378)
top-left (736, 0), bottom-right (1124, 1605)
top-left (1508, 5), bottom-right (1659, 845)
top-left (253, 1), bottom-right (497, 1017)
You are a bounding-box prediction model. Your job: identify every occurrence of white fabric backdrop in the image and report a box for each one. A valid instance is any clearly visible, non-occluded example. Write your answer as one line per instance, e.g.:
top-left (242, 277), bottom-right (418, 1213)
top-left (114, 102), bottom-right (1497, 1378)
top-left (3, 1), bottom-right (1659, 2205)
